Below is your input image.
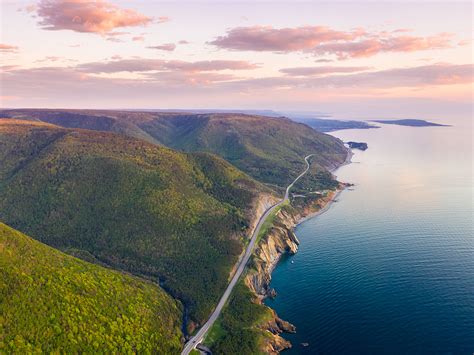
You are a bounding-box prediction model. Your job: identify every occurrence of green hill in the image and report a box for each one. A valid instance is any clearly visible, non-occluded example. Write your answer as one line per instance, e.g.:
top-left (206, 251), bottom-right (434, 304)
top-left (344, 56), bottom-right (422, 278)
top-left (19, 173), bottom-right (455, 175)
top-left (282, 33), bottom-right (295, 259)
top-left (0, 119), bottom-right (268, 326)
top-left (0, 222), bottom-right (182, 353)
top-left (1, 109), bottom-right (348, 189)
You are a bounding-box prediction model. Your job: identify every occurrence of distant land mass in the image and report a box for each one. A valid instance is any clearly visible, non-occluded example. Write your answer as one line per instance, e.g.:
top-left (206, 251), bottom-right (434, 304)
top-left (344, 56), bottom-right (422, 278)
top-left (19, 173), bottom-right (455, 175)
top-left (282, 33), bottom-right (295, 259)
top-left (370, 119), bottom-right (450, 127)
top-left (127, 109), bottom-right (380, 132)
top-left (291, 117), bottom-right (378, 132)
top-left (347, 141), bottom-right (368, 151)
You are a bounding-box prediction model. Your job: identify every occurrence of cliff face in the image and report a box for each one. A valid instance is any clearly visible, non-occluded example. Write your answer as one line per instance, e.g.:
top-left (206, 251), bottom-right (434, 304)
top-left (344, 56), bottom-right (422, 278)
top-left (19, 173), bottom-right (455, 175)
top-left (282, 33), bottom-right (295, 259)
top-left (244, 190), bottom-right (341, 353)
top-left (246, 208), bottom-right (301, 299)
top-left (244, 207), bottom-right (300, 353)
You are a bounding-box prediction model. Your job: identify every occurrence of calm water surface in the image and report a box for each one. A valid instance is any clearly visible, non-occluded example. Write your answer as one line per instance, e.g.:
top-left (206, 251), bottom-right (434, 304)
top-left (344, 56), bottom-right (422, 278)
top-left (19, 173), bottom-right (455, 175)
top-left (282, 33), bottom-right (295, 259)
top-left (265, 118), bottom-right (473, 354)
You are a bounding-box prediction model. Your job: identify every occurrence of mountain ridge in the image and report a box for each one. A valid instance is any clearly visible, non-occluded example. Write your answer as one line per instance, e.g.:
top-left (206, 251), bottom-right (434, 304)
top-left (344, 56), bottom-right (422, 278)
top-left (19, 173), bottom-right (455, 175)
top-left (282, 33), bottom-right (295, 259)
top-left (1, 109), bottom-right (348, 189)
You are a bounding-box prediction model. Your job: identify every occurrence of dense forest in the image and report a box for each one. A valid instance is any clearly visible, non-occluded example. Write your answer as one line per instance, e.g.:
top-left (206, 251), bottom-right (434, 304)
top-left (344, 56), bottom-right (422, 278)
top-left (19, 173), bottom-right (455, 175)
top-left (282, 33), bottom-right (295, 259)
top-left (0, 119), bottom-right (268, 327)
top-left (1, 109), bottom-right (348, 189)
top-left (0, 222), bottom-right (182, 353)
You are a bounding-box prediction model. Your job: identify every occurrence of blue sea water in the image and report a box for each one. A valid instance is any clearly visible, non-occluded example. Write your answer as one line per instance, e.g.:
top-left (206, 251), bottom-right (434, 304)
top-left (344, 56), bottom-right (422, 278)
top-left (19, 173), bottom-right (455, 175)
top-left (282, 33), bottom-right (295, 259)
top-left (265, 118), bottom-right (473, 354)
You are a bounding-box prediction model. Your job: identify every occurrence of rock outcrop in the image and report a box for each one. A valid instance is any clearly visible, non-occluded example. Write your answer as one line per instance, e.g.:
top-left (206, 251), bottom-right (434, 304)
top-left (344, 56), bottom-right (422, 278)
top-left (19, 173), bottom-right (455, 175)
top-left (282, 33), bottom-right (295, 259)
top-left (244, 189), bottom-right (341, 353)
top-left (246, 208), bottom-right (300, 298)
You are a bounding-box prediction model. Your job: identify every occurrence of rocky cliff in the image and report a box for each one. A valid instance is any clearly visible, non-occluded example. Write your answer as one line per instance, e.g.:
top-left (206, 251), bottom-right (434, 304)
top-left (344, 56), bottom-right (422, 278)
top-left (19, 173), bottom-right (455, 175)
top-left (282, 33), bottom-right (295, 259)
top-left (244, 190), bottom-right (341, 353)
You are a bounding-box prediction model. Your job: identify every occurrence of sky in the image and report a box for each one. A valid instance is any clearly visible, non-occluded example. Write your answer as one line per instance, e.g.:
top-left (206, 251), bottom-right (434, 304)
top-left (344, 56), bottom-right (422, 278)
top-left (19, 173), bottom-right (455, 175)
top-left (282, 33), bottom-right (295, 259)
top-left (0, 0), bottom-right (472, 119)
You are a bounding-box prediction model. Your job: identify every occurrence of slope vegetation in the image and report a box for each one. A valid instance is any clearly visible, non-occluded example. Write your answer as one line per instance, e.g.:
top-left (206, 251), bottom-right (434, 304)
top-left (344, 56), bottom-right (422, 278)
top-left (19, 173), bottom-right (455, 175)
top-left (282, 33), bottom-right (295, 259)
top-left (0, 119), bottom-right (268, 325)
top-left (0, 222), bottom-right (182, 353)
top-left (1, 109), bottom-right (348, 189)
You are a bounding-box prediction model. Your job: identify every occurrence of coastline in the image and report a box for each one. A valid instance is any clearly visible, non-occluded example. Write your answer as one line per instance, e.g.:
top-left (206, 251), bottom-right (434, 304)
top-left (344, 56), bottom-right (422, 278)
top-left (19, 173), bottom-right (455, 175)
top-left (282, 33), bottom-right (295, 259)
top-left (296, 145), bottom-right (353, 226)
top-left (246, 147), bottom-right (353, 353)
top-left (295, 188), bottom-right (344, 226)
top-left (203, 146), bottom-right (354, 354)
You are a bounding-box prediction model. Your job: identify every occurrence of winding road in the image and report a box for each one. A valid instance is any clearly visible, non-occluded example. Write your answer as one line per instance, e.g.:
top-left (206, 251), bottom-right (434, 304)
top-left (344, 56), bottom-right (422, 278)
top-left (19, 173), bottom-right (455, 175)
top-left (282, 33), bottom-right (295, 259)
top-left (181, 155), bottom-right (314, 355)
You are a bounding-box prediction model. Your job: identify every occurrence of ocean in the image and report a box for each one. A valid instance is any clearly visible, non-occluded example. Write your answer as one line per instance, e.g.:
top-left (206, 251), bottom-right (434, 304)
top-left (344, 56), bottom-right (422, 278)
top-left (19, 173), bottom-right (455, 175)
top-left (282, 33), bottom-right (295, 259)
top-left (265, 118), bottom-right (473, 354)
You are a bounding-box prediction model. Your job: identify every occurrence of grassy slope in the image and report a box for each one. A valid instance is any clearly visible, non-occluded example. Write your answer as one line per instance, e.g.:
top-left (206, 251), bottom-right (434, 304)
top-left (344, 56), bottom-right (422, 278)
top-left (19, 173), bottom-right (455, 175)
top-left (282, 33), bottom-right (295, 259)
top-left (0, 222), bottom-right (182, 353)
top-left (1, 110), bottom-right (348, 189)
top-left (0, 120), bottom-right (267, 325)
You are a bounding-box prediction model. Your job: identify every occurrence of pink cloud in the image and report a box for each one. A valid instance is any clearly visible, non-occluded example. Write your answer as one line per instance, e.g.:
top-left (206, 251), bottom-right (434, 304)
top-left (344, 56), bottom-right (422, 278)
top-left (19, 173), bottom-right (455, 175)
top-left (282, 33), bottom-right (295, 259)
top-left (280, 66), bottom-right (371, 76)
top-left (0, 65), bottom-right (19, 72)
top-left (77, 59), bottom-right (259, 73)
top-left (315, 59), bottom-right (333, 63)
top-left (2, 63), bottom-right (472, 108)
top-left (313, 33), bottom-right (453, 59)
top-left (157, 16), bottom-right (170, 24)
top-left (333, 63), bottom-right (474, 87)
top-left (18, 4), bottom-right (37, 13)
top-left (210, 25), bottom-right (455, 59)
top-left (392, 28), bottom-right (413, 33)
top-left (165, 60), bottom-right (259, 72)
top-left (132, 35), bottom-right (145, 42)
top-left (147, 43), bottom-right (176, 51)
top-left (458, 39), bottom-right (471, 46)
top-left (0, 44), bottom-right (19, 52)
top-left (36, 0), bottom-right (153, 35)
top-left (228, 63), bottom-right (474, 90)
top-left (210, 25), bottom-right (357, 52)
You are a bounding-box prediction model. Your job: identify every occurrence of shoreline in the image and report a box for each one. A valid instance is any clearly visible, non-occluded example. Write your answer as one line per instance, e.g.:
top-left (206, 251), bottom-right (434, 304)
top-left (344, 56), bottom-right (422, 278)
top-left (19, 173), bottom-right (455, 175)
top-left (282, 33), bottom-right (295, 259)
top-left (295, 187), bottom-right (344, 226)
top-left (257, 146), bottom-right (353, 351)
top-left (296, 145), bottom-right (353, 227)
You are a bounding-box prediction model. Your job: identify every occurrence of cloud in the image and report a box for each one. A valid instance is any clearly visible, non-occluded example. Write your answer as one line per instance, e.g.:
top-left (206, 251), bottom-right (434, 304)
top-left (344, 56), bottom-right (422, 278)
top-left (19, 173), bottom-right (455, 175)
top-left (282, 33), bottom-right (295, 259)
top-left (392, 28), bottom-right (413, 33)
top-left (230, 63), bottom-right (474, 90)
top-left (132, 35), bottom-right (145, 42)
top-left (315, 59), bottom-right (333, 63)
top-left (210, 25), bottom-right (357, 52)
top-left (34, 56), bottom-right (78, 64)
top-left (319, 63), bottom-right (473, 87)
top-left (147, 43), bottom-right (176, 51)
top-left (36, 0), bottom-right (153, 35)
top-left (178, 40), bottom-right (190, 45)
top-left (18, 4), bottom-right (37, 13)
top-left (0, 44), bottom-right (19, 52)
top-left (0, 65), bottom-right (19, 72)
top-left (157, 16), bottom-right (170, 24)
top-left (312, 33), bottom-right (454, 59)
top-left (77, 59), bottom-right (260, 73)
top-left (2, 63), bottom-right (471, 108)
top-left (166, 60), bottom-right (259, 72)
top-left (210, 25), bottom-right (455, 59)
top-left (280, 66), bottom-right (371, 76)
top-left (458, 39), bottom-right (471, 46)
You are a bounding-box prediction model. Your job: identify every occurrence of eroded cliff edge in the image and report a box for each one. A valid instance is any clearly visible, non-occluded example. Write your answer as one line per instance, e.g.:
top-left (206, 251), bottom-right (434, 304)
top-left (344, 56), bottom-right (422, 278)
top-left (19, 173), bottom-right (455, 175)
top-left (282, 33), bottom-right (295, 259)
top-left (244, 190), bottom-right (342, 353)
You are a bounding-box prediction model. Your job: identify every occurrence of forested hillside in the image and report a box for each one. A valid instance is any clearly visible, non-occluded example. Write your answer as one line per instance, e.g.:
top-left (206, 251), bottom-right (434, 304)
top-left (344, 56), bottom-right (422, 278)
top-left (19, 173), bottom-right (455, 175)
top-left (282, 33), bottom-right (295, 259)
top-left (0, 222), bottom-right (182, 353)
top-left (1, 110), bottom-right (348, 189)
top-left (0, 119), bottom-right (268, 326)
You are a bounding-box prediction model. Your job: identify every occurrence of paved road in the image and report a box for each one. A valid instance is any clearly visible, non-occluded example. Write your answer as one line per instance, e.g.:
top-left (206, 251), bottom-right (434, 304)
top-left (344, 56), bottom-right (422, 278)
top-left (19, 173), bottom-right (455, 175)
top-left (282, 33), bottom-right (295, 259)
top-left (181, 155), bottom-right (314, 355)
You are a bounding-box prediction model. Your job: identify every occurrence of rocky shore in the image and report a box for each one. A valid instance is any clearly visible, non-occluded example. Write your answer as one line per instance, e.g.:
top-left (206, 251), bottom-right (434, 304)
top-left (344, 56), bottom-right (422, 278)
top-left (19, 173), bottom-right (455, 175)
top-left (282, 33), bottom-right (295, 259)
top-left (244, 189), bottom-right (343, 353)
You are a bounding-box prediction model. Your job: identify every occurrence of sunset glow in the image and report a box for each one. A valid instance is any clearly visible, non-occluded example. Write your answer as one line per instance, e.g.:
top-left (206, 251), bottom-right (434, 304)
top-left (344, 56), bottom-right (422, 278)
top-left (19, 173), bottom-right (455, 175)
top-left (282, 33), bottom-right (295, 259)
top-left (1, 1), bottom-right (472, 118)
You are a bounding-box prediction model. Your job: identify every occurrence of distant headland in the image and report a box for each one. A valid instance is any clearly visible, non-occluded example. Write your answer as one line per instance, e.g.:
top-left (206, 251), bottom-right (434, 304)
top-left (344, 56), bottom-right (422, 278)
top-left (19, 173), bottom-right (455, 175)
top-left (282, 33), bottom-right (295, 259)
top-left (347, 141), bottom-right (368, 151)
top-left (369, 119), bottom-right (450, 127)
